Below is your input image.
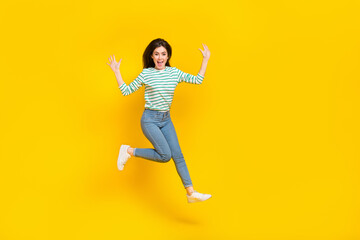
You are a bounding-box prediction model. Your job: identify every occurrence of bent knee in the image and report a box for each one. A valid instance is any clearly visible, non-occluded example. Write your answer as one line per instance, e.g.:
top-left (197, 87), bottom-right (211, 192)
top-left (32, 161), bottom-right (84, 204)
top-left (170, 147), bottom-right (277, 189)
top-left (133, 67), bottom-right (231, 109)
top-left (160, 153), bottom-right (172, 162)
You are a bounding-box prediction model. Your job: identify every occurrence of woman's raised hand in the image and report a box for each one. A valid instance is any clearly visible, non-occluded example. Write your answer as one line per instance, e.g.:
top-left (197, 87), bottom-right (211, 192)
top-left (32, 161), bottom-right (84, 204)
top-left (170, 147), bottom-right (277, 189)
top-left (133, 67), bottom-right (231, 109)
top-left (106, 55), bottom-right (122, 72)
top-left (199, 44), bottom-right (210, 60)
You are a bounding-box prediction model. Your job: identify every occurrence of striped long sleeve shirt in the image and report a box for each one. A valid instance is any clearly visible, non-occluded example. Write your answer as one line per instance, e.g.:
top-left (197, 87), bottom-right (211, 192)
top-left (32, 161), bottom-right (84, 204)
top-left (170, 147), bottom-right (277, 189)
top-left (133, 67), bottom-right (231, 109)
top-left (119, 66), bottom-right (204, 112)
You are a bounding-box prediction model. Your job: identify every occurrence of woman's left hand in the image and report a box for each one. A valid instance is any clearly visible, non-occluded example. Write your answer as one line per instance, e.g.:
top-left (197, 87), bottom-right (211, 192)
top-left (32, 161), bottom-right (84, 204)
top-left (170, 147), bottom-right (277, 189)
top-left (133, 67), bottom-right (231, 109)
top-left (199, 43), bottom-right (210, 60)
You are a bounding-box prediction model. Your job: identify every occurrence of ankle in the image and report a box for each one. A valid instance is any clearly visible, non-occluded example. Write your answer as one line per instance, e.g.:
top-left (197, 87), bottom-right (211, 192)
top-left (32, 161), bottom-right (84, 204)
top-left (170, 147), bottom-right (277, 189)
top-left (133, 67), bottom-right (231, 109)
top-left (127, 147), bottom-right (134, 156)
top-left (186, 186), bottom-right (195, 195)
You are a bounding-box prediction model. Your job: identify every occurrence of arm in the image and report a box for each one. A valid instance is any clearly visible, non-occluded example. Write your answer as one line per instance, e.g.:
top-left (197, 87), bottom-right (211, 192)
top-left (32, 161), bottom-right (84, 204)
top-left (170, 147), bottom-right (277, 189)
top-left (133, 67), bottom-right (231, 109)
top-left (114, 69), bottom-right (125, 87)
top-left (177, 68), bottom-right (205, 85)
top-left (176, 44), bottom-right (211, 84)
top-left (106, 55), bottom-right (143, 96)
top-left (198, 58), bottom-right (209, 78)
top-left (118, 71), bottom-right (144, 96)
top-left (198, 43), bottom-right (210, 77)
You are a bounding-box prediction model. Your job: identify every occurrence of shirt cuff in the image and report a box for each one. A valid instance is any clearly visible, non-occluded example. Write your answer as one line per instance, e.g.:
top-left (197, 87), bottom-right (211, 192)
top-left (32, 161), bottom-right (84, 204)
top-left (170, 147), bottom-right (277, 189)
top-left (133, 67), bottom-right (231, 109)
top-left (197, 73), bottom-right (205, 79)
top-left (119, 83), bottom-right (126, 90)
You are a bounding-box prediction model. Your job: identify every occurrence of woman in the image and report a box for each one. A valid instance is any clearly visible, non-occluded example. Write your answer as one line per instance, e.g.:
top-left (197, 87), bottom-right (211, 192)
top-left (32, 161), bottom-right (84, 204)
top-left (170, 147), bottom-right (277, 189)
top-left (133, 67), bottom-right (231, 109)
top-left (107, 38), bottom-right (211, 203)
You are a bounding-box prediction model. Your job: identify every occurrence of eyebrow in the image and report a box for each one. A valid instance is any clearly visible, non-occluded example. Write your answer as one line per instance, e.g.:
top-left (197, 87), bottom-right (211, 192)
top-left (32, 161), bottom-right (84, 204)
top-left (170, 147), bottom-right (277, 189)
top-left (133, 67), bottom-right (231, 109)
top-left (154, 51), bottom-right (167, 54)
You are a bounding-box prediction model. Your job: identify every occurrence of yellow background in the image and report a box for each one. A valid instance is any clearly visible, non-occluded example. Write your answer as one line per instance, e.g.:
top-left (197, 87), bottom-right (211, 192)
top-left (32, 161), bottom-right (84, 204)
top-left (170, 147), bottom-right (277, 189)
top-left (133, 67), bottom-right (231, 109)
top-left (1, 0), bottom-right (359, 239)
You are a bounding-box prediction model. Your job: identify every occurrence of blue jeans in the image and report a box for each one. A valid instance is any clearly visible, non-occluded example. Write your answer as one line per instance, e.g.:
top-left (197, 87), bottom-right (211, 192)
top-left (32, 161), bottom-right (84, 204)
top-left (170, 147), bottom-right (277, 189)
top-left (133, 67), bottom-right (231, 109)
top-left (133, 109), bottom-right (193, 188)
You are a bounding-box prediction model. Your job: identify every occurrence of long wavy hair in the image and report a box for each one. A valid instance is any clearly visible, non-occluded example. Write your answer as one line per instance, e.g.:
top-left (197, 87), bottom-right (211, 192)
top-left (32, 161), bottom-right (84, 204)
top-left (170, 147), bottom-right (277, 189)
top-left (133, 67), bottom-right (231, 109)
top-left (143, 38), bottom-right (172, 68)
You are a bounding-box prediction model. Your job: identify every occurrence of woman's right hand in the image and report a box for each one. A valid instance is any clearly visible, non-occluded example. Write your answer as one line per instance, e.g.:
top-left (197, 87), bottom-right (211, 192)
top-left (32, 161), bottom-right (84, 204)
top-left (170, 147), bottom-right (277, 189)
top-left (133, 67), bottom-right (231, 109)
top-left (106, 55), bottom-right (122, 72)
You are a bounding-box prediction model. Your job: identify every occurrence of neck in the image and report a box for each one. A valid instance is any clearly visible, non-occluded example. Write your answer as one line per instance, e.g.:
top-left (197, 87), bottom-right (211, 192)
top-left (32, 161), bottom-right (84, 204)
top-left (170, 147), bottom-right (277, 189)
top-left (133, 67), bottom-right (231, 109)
top-left (155, 66), bottom-right (166, 70)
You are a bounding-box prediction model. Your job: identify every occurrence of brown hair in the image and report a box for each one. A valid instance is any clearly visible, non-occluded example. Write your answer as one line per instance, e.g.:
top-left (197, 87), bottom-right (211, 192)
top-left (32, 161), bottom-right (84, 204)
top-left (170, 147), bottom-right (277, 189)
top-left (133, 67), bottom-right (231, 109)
top-left (142, 38), bottom-right (172, 68)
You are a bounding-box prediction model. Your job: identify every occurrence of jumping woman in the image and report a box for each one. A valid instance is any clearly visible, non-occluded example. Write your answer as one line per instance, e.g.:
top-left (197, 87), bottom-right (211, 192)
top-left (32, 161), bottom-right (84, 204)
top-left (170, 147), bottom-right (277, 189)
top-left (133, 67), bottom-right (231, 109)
top-left (107, 38), bottom-right (212, 203)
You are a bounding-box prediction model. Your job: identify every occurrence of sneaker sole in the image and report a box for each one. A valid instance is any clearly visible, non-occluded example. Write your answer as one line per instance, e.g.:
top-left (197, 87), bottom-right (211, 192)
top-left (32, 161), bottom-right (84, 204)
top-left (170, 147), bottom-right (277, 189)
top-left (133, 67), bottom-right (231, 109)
top-left (117, 145), bottom-right (129, 171)
top-left (187, 195), bottom-right (212, 203)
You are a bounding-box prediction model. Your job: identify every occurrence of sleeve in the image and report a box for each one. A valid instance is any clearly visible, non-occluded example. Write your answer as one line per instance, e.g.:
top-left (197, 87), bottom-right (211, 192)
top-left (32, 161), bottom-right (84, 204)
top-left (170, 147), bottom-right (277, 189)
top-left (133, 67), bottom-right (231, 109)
top-left (175, 67), bottom-right (204, 85)
top-left (118, 70), bottom-right (145, 96)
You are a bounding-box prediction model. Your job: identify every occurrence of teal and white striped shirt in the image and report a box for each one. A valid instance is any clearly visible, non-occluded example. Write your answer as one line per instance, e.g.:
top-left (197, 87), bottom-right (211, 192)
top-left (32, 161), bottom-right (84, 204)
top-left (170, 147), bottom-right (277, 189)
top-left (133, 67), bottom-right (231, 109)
top-left (119, 66), bottom-right (204, 112)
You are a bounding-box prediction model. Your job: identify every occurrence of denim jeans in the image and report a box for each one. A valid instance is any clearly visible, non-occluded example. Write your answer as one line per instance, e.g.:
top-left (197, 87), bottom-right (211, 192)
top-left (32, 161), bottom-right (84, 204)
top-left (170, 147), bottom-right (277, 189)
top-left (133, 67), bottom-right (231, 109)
top-left (133, 109), bottom-right (193, 188)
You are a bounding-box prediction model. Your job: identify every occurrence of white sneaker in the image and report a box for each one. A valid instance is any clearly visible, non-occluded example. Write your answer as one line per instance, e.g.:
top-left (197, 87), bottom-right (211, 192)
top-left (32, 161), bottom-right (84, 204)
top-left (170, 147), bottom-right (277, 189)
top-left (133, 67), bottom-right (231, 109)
top-left (117, 145), bottom-right (131, 171)
top-left (186, 190), bottom-right (212, 203)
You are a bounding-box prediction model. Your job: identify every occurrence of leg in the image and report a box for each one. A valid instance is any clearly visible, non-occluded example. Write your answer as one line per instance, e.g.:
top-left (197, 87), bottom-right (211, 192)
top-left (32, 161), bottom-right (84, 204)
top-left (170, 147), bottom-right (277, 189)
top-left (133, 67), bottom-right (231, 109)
top-left (127, 121), bottom-right (194, 194)
top-left (133, 121), bottom-right (172, 163)
top-left (161, 118), bottom-right (193, 189)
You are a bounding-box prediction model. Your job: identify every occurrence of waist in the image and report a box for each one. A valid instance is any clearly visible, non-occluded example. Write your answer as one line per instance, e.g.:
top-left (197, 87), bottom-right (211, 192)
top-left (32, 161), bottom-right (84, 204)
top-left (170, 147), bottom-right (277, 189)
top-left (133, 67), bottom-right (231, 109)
top-left (144, 108), bottom-right (170, 119)
top-left (145, 108), bottom-right (169, 113)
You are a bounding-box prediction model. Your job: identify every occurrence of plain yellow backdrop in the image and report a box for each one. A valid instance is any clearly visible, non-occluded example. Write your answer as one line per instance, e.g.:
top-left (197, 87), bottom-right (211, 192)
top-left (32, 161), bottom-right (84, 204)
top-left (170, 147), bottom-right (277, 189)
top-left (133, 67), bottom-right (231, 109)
top-left (0, 0), bottom-right (359, 239)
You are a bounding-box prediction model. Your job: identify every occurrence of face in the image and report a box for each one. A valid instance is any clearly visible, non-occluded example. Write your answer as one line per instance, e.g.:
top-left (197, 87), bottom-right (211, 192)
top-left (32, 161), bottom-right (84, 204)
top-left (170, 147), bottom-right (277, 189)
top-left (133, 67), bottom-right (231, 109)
top-left (151, 46), bottom-right (168, 70)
